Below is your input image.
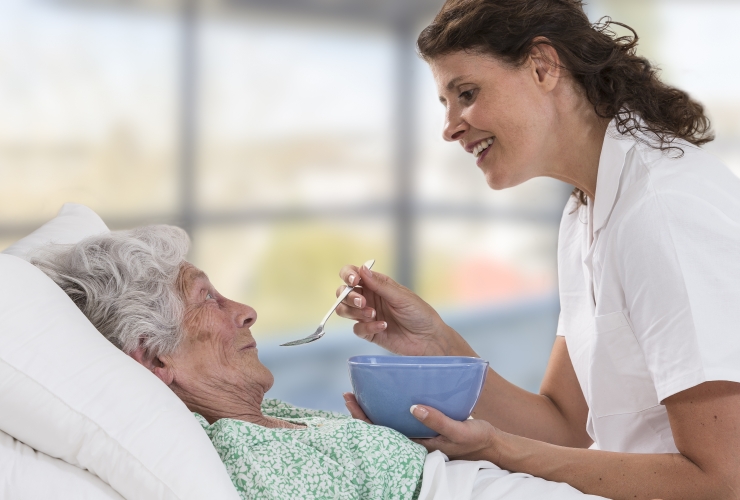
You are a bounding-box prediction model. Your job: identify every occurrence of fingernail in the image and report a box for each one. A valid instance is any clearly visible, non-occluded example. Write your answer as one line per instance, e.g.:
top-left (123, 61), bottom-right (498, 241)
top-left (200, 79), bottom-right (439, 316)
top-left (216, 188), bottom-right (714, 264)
top-left (354, 297), bottom-right (362, 307)
top-left (410, 405), bottom-right (428, 420)
top-left (363, 265), bottom-right (373, 277)
top-left (379, 321), bottom-right (387, 330)
top-left (348, 274), bottom-right (355, 286)
top-left (343, 392), bottom-right (353, 402)
top-left (364, 308), bottom-right (375, 318)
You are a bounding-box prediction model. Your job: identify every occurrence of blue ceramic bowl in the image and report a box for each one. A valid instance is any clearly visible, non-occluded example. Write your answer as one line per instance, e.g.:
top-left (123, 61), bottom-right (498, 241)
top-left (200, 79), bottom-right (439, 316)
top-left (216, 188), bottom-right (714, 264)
top-left (348, 355), bottom-right (489, 438)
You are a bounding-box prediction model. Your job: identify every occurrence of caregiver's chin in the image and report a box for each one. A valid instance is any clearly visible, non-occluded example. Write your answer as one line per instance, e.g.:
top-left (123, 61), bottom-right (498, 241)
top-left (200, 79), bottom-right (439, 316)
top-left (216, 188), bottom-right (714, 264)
top-left (430, 46), bottom-right (608, 196)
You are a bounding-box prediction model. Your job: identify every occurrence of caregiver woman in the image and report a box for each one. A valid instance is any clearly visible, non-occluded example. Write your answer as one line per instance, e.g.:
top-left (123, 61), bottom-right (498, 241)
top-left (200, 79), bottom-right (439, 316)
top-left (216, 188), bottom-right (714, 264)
top-left (337, 1), bottom-right (740, 499)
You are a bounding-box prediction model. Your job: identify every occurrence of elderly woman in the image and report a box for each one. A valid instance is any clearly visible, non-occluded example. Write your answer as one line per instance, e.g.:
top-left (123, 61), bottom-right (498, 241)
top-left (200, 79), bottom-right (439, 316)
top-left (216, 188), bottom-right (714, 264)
top-left (30, 225), bottom-right (425, 500)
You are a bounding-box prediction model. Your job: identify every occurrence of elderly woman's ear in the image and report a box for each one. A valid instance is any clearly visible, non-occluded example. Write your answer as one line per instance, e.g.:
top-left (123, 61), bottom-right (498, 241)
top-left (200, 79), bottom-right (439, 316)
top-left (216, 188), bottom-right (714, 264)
top-left (129, 346), bottom-right (175, 386)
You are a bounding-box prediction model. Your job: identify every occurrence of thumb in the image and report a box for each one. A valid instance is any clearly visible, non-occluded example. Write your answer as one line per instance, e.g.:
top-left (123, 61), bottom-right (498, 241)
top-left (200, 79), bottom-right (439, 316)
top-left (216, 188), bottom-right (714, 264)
top-left (358, 265), bottom-right (410, 304)
top-left (410, 405), bottom-right (464, 438)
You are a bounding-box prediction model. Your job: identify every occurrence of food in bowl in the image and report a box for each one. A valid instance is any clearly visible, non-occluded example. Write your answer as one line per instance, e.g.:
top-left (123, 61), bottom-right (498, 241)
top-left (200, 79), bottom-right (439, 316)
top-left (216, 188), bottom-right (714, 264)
top-left (348, 355), bottom-right (489, 438)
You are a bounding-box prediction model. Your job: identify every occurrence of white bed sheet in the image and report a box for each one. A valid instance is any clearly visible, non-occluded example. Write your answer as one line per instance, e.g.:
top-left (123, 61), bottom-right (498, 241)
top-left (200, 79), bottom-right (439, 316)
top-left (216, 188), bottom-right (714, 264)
top-left (418, 450), bottom-right (610, 500)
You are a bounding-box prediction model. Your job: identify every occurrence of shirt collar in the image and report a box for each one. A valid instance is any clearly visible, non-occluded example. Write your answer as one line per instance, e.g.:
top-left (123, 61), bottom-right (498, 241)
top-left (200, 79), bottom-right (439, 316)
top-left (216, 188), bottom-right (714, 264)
top-left (591, 120), bottom-right (636, 234)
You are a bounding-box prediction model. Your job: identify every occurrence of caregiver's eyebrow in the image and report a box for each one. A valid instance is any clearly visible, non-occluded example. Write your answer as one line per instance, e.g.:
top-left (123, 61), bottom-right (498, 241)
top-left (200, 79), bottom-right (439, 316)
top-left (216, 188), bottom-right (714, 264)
top-left (446, 75), bottom-right (472, 91)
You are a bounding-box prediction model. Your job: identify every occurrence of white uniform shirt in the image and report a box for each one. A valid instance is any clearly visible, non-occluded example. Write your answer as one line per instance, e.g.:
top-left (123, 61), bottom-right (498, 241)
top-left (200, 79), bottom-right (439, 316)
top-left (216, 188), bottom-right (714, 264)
top-left (557, 119), bottom-right (740, 454)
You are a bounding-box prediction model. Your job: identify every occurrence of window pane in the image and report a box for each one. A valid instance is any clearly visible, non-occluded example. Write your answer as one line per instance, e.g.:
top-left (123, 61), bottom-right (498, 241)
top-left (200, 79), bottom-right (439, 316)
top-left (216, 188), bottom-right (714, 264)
top-left (587, 0), bottom-right (740, 175)
top-left (417, 219), bottom-right (559, 310)
top-left (0, 1), bottom-right (178, 226)
top-left (196, 17), bottom-right (395, 212)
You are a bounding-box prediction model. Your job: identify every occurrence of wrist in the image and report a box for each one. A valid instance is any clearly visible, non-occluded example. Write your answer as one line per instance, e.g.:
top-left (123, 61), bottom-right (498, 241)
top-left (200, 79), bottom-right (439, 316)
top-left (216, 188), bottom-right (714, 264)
top-left (491, 429), bottom-right (543, 475)
top-left (439, 325), bottom-right (478, 357)
top-left (486, 428), bottom-right (515, 469)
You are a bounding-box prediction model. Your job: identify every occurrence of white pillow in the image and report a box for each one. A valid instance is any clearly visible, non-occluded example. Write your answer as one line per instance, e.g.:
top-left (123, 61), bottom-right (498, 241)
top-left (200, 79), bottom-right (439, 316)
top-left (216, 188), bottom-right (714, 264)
top-left (0, 428), bottom-right (123, 500)
top-left (2, 203), bottom-right (109, 261)
top-left (0, 205), bottom-right (240, 500)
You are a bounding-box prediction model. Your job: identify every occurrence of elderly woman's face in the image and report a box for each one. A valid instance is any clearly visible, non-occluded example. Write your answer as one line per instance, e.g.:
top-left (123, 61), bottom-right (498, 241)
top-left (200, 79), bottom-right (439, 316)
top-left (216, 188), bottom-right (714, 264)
top-left (166, 263), bottom-right (272, 400)
top-left (430, 50), bottom-right (561, 190)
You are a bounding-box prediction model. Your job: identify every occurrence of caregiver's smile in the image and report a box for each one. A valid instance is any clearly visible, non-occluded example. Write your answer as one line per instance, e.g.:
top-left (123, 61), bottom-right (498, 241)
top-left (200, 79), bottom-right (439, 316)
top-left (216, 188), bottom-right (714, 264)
top-left (468, 137), bottom-right (494, 162)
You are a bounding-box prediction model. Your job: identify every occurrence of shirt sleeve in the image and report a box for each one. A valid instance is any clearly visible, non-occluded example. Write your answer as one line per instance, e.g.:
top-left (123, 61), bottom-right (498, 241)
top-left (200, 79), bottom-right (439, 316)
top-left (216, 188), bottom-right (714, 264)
top-left (614, 171), bottom-right (740, 401)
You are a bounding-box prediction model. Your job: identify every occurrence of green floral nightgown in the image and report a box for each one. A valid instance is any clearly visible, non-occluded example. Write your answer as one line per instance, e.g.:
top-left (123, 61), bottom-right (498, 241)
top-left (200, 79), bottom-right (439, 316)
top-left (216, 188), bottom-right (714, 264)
top-left (195, 399), bottom-right (426, 500)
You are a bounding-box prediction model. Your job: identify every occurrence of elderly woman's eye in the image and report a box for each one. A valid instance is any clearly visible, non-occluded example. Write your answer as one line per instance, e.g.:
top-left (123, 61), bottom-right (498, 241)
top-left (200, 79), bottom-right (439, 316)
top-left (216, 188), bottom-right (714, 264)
top-left (206, 292), bottom-right (214, 300)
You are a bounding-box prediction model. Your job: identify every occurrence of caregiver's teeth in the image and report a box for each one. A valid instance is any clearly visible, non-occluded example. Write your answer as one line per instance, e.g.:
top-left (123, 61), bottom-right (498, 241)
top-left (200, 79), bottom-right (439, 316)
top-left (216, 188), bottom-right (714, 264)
top-left (473, 138), bottom-right (494, 158)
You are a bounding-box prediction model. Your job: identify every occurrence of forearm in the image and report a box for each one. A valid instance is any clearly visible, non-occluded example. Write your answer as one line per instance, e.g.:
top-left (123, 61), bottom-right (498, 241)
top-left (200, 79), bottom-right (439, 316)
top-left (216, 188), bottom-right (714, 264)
top-left (466, 368), bottom-right (588, 447)
top-left (491, 431), bottom-right (731, 500)
top-left (443, 329), bottom-right (589, 447)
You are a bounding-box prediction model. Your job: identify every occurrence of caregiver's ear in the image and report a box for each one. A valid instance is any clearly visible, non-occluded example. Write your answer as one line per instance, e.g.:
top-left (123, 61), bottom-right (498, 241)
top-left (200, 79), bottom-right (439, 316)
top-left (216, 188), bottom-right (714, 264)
top-left (129, 346), bottom-right (175, 386)
top-left (528, 38), bottom-right (562, 90)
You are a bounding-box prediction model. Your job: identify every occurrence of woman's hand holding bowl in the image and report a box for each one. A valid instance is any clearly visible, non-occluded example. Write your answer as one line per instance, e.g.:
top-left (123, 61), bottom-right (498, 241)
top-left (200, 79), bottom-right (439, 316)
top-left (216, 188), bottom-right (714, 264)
top-left (342, 392), bottom-right (373, 424)
top-left (408, 405), bottom-right (503, 463)
top-left (336, 263), bottom-right (475, 358)
top-left (344, 392), bottom-right (503, 464)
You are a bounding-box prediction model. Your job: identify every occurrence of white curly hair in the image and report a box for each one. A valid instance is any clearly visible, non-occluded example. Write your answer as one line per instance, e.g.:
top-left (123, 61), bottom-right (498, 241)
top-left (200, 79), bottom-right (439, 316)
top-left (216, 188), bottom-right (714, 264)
top-left (31, 225), bottom-right (190, 358)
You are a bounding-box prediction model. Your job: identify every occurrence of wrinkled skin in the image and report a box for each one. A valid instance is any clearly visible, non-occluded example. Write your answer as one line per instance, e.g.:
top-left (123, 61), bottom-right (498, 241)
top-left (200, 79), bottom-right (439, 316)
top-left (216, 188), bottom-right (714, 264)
top-left (131, 262), bottom-right (300, 428)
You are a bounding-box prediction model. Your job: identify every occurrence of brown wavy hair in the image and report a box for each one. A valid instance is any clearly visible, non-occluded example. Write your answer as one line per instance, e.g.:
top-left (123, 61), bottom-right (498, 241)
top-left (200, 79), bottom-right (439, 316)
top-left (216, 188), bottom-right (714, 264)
top-left (417, 0), bottom-right (714, 205)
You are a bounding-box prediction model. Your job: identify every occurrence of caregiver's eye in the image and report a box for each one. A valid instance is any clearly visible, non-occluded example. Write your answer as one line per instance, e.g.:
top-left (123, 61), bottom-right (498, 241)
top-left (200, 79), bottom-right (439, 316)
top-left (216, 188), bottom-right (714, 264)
top-left (459, 89), bottom-right (477, 104)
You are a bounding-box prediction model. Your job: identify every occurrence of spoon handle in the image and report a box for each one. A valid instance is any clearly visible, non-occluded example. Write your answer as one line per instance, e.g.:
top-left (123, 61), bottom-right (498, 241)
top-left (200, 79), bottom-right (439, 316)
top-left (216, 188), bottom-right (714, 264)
top-left (320, 286), bottom-right (354, 325)
top-left (319, 259), bottom-right (375, 326)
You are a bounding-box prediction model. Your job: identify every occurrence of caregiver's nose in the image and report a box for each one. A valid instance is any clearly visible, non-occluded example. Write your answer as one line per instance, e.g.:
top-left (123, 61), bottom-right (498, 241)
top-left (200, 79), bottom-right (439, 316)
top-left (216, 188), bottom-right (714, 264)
top-left (443, 114), bottom-right (465, 142)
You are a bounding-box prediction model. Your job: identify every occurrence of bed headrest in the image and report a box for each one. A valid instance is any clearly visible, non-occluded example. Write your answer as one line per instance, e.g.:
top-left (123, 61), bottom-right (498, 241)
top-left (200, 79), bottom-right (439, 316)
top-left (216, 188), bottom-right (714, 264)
top-left (0, 204), bottom-right (240, 500)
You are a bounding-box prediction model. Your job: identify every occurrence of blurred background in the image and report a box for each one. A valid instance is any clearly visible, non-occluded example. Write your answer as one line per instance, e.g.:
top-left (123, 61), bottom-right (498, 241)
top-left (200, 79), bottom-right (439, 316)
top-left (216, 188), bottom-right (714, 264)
top-left (1, 0), bottom-right (738, 412)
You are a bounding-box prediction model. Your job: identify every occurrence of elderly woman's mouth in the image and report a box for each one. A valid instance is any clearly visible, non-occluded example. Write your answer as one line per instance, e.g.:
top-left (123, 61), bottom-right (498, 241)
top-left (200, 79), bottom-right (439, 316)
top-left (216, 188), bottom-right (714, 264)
top-left (240, 341), bottom-right (257, 351)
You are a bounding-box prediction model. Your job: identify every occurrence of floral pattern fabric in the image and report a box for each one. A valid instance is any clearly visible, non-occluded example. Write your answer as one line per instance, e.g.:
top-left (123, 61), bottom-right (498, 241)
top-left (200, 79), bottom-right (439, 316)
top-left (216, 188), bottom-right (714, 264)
top-left (195, 399), bottom-right (426, 500)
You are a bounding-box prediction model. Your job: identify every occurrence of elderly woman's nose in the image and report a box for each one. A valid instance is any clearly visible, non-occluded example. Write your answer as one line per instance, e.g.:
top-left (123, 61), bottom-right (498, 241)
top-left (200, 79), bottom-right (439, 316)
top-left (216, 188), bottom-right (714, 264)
top-left (233, 302), bottom-right (257, 328)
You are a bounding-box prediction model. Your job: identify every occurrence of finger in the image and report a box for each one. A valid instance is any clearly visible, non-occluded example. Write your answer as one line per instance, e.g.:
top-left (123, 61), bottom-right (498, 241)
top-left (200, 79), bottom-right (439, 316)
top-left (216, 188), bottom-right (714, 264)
top-left (335, 286), bottom-right (367, 309)
top-left (339, 265), bottom-right (361, 287)
top-left (336, 304), bottom-right (376, 322)
top-left (352, 320), bottom-right (388, 340)
top-left (343, 393), bottom-right (373, 423)
top-left (357, 266), bottom-right (411, 305)
top-left (410, 405), bottom-right (465, 440)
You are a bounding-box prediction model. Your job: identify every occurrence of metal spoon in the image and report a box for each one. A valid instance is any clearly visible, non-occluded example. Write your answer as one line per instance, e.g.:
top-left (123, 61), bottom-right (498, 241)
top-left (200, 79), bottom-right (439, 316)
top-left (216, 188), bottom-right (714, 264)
top-left (280, 259), bottom-right (375, 347)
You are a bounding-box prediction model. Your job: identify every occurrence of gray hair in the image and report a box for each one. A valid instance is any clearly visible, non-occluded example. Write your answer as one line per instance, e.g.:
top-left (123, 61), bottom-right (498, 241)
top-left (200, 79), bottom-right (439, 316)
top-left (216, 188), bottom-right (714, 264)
top-left (31, 225), bottom-right (190, 358)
